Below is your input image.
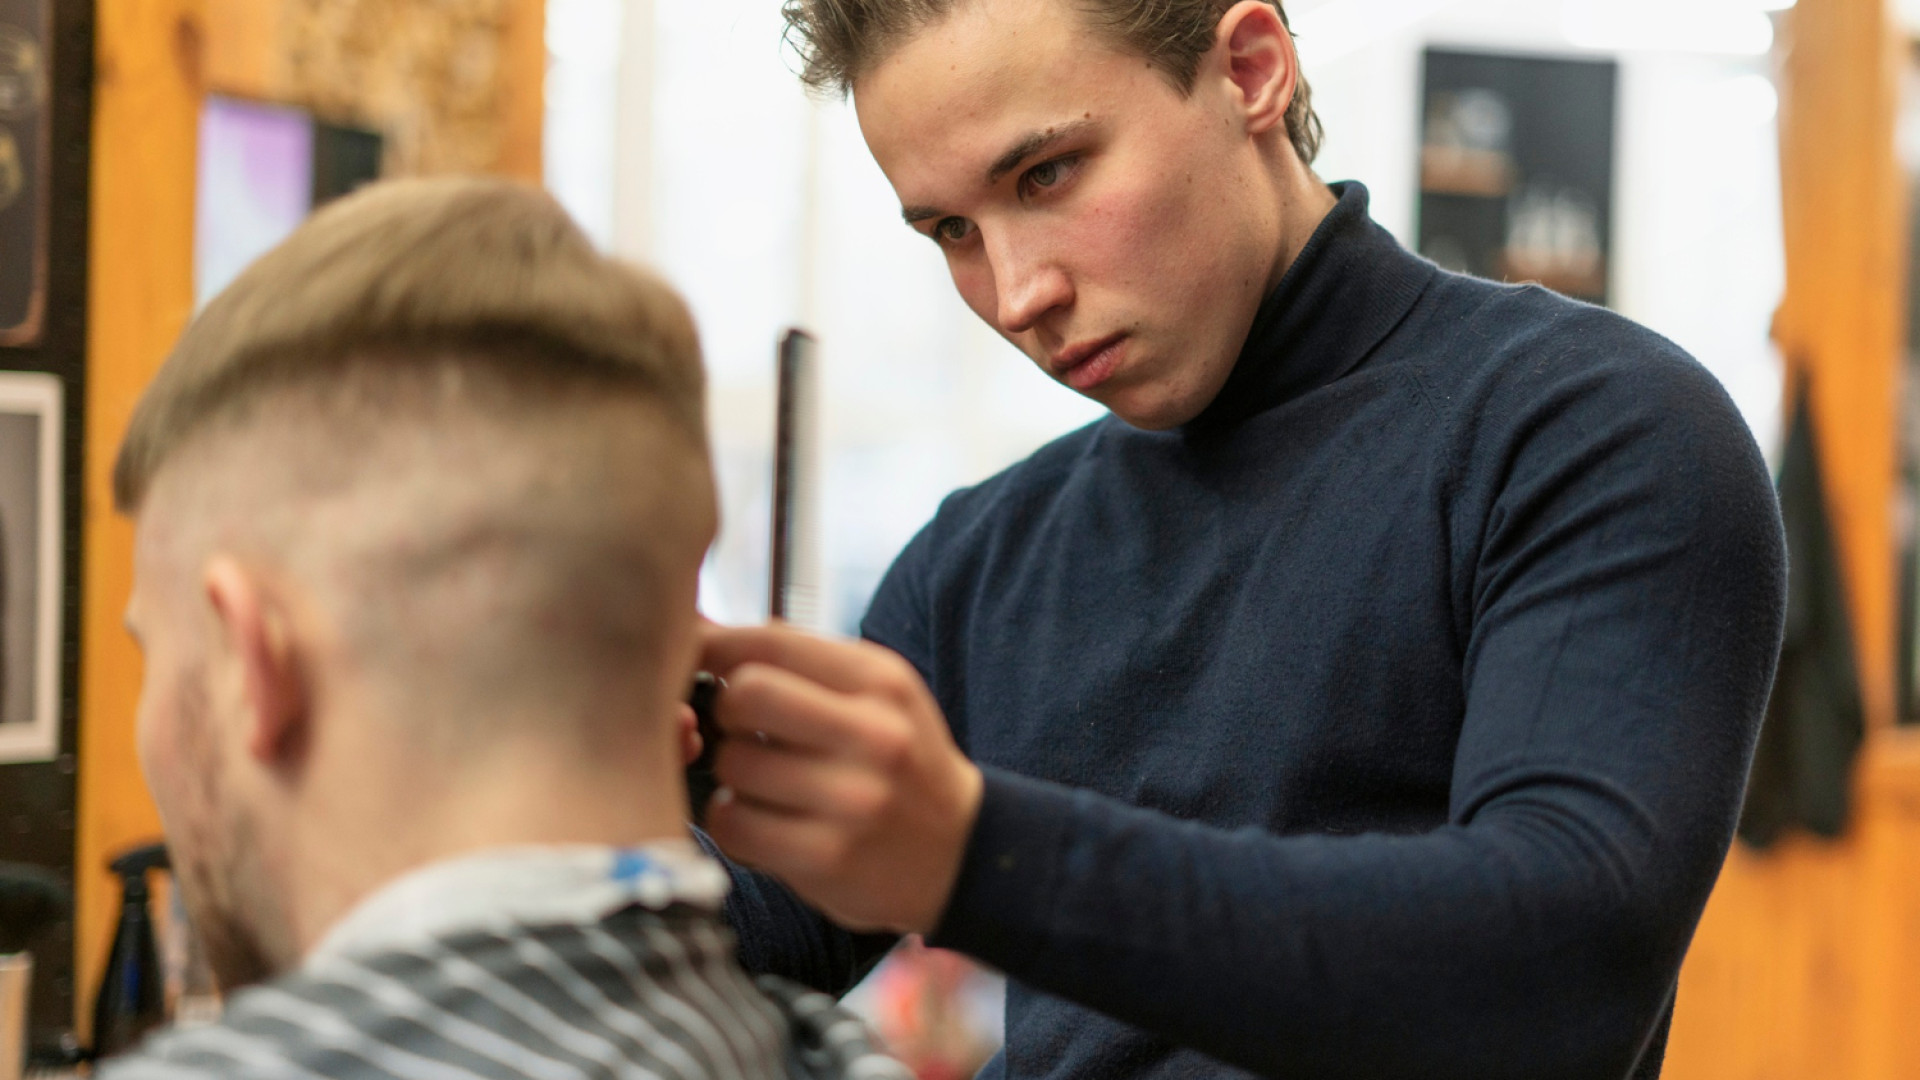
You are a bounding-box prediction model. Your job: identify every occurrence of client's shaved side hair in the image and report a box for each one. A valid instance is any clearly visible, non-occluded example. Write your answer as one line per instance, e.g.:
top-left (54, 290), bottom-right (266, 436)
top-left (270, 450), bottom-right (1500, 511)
top-left (117, 177), bottom-right (717, 745)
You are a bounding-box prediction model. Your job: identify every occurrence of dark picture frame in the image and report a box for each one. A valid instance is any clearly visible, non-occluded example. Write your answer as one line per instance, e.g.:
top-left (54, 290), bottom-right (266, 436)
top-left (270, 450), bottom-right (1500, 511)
top-left (0, 0), bottom-right (51, 346)
top-left (0, 0), bottom-right (85, 1050)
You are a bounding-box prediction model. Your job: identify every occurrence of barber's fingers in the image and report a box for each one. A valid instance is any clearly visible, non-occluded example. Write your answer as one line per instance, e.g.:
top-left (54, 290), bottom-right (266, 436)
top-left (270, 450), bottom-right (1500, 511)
top-left (713, 737), bottom-right (889, 819)
top-left (716, 661), bottom-right (917, 761)
top-left (701, 622), bottom-right (923, 703)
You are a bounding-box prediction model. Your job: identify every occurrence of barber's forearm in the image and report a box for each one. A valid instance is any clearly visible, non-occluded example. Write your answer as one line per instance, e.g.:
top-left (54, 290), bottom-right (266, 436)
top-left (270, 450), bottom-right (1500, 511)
top-left (929, 767), bottom-right (1703, 1080)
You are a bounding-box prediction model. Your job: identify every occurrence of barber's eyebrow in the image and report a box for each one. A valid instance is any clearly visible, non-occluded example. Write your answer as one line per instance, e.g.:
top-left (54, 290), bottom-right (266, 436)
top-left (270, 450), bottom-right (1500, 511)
top-left (987, 120), bottom-right (1094, 184)
top-left (900, 118), bottom-right (1099, 227)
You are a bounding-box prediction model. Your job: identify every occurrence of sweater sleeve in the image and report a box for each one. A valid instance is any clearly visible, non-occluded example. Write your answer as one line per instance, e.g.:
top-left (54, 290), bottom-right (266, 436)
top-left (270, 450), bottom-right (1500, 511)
top-left (925, 356), bottom-right (1786, 1079)
top-left (694, 826), bottom-right (899, 995)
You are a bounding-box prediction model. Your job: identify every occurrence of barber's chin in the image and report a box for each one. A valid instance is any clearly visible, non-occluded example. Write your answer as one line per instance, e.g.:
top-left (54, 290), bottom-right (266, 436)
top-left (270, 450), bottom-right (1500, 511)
top-left (1095, 385), bottom-right (1206, 432)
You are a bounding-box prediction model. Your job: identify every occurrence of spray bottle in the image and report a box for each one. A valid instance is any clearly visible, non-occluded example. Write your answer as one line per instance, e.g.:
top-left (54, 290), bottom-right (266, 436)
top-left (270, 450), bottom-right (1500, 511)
top-left (91, 844), bottom-right (169, 1059)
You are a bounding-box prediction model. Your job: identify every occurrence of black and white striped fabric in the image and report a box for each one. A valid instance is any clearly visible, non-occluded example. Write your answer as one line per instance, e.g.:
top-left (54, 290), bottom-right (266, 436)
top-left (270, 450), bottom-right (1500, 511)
top-left (97, 849), bottom-right (910, 1080)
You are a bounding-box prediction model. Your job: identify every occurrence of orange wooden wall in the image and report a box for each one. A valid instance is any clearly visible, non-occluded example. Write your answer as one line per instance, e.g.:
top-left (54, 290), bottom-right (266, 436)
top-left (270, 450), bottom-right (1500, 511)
top-left (496, 0), bottom-right (548, 184)
top-left (76, 0), bottom-right (545, 1033)
top-left (1663, 0), bottom-right (1916, 1077)
top-left (77, 0), bottom-right (207, 1034)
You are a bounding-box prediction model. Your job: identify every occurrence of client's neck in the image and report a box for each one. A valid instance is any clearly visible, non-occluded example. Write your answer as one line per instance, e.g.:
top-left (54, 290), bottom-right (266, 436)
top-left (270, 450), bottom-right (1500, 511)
top-left (277, 722), bottom-right (691, 968)
top-left (399, 742), bottom-right (691, 855)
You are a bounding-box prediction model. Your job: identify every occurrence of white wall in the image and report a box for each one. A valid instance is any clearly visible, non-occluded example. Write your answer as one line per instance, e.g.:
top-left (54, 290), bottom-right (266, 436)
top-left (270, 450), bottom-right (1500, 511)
top-left (560, 0), bottom-right (1100, 632)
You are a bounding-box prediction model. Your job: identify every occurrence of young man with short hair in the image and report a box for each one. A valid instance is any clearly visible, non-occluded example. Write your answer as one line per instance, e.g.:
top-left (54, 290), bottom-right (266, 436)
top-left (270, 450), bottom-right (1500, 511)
top-left (102, 177), bottom-right (906, 1080)
top-left (694, 1), bottom-right (1788, 1077)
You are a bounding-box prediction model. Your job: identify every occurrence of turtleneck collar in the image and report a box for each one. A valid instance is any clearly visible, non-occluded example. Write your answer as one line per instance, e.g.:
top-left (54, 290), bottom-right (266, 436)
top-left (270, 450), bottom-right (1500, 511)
top-left (1183, 182), bottom-right (1437, 434)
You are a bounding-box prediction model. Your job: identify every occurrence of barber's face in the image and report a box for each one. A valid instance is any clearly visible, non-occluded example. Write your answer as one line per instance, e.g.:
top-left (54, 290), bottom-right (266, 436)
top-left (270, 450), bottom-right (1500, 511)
top-left (127, 513), bottom-right (280, 992)
top-left (856, 0), bottom-right (1285, 430)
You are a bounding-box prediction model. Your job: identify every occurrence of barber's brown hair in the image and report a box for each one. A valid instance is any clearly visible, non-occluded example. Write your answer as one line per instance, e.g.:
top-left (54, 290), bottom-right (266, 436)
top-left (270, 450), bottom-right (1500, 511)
top-left (783, 0), bottom-right (1324, 165)
top-left (113, 176), bottom-right (707, 512)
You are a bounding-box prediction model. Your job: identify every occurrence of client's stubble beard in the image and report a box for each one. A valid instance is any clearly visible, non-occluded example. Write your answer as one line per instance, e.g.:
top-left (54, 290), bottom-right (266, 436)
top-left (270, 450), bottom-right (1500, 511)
top-left (166, 673), bottom-right (283, 993)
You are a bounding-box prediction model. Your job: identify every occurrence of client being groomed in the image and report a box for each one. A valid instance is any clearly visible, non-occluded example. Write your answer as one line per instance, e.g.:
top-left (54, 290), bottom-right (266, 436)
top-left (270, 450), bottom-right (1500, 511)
top-left (101, 177), bottom-right (907, 1080)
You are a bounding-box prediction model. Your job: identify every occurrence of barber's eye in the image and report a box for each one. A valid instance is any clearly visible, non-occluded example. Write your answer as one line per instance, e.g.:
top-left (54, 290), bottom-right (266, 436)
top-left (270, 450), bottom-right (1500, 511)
top-left (936, 217), bottom-right (973, 243)
top-left (1021, 155), bottom-right (1080, 199)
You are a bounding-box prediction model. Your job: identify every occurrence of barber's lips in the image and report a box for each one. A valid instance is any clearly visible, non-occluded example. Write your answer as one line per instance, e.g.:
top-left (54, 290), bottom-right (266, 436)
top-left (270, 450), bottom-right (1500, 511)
top-left (1054, 335), bottom-right (1127, 392)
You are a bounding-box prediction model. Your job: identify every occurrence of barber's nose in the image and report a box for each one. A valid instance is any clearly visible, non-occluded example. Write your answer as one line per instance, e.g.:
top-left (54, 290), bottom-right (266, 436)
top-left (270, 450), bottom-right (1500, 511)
top-left (990, 235), bottom-right (1072, 335)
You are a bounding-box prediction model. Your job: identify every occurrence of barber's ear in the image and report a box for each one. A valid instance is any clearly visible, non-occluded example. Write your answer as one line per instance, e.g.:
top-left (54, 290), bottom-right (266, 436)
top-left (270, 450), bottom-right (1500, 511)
top-left (203, 557), bottom-right (308, 767)
top-left (1217, 0), bottom-right (1299, 139)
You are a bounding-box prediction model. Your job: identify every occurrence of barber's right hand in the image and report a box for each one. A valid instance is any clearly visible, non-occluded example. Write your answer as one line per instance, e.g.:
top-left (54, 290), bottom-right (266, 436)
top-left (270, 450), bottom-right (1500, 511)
top-left (697, 622), bottom-right (984, 936)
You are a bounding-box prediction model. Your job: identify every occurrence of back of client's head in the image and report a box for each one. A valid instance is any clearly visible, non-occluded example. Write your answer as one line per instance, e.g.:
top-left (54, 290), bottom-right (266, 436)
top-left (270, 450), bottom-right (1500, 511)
top-left (117, 177), bottom-right (716, 990)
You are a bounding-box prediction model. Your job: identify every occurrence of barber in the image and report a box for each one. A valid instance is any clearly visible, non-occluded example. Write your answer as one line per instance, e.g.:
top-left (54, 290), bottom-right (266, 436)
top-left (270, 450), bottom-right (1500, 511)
top-left (692, 1), bottom-right (1787, 1077)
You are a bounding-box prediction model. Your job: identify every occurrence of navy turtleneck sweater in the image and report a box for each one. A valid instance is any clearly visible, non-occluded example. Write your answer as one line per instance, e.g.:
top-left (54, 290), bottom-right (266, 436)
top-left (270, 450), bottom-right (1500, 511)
top-left (716, 183), bottom-right (1786, 1080)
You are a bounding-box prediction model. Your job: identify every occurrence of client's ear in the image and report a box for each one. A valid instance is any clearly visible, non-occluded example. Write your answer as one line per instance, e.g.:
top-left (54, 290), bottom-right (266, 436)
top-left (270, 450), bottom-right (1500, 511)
top-left (203, 557), bottom-right (308, 767)
top-left (676, 703), bottom-right (703, 767)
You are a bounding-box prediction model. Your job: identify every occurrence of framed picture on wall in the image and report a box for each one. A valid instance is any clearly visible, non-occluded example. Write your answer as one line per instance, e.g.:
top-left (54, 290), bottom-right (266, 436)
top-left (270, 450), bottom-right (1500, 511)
top-left (0, 371), bottom-right (61, 763)
top-left (0, 0), bottom-right (51, 346)
top-left (1417, 49), bottom-right (1618, 307)
top-left (195, 95), bottom-right (385, 307)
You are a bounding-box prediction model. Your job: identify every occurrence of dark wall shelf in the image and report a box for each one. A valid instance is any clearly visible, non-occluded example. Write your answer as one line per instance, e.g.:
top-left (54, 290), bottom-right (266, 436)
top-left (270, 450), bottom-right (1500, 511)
top-left (1417, 49), bottom-right (1618, 307)
top-left (0, 0), bottom-right (90, 1053)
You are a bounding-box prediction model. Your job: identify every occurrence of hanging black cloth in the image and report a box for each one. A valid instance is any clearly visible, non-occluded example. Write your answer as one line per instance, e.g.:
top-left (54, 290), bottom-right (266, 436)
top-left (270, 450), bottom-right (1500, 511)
top-left (1739, 379), bottom-right (1864, 847)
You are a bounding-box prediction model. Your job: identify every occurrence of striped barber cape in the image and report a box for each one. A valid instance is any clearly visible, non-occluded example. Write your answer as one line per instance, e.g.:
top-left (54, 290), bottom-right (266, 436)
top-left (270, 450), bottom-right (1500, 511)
top-left (97, 844), bottom-right (910, 1080)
